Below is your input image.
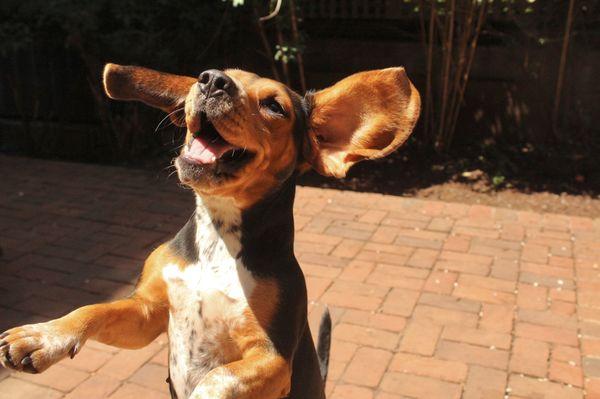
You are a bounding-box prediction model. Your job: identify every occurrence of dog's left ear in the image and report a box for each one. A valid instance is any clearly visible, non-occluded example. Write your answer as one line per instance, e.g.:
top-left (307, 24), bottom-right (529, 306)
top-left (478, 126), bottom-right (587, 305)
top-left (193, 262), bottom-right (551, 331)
top-left (103, 63), bottom-right (197, 126)
top-left (303, 67), bottom-right (420, 178)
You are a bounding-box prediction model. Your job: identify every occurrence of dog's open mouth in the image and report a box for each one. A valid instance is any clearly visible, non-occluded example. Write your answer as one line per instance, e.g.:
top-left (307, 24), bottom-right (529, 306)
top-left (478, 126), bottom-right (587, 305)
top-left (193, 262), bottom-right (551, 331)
top-left (183, 112), bottom-right (251, 165)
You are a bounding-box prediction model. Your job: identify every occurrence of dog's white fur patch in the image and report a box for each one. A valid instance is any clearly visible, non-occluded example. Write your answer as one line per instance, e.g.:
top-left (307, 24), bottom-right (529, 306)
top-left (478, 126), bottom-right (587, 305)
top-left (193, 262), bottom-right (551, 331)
top-left (163, 195), bottom-right (255, 398)
top-left (190, 368), bottom-right (240, 399)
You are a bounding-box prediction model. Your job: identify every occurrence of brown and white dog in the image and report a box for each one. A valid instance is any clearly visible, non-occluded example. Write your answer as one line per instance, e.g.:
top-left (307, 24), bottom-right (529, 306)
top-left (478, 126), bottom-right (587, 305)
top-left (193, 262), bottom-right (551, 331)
top-left (0, 64), bottom-right (420, 398)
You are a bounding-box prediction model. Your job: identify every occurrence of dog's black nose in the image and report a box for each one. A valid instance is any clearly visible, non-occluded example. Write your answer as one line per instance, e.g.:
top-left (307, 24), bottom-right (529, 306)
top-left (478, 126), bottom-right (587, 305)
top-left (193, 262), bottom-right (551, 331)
top-left (198, 69), bottom-right (236, 98)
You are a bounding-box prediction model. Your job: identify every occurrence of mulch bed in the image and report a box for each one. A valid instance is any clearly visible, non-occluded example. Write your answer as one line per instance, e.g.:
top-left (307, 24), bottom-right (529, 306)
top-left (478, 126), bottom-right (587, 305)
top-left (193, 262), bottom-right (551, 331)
top-left (298, 141), bottom-right (600, 218)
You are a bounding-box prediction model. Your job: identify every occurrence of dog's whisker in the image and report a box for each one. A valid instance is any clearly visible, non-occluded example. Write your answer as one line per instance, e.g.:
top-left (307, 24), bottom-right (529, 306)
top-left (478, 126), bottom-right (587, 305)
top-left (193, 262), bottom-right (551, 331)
top-left (155, 108), bottom-right (185, 133)
top-left (162, 163), bottom-right (177, 171)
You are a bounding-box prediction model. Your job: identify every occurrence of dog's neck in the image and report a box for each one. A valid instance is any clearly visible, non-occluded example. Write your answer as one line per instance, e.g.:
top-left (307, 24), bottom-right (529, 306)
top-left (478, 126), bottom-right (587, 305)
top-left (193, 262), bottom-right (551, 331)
top-left (193, 176), bottom-right (297, 275)
top-left (194, 195), bottom-right (243, 261)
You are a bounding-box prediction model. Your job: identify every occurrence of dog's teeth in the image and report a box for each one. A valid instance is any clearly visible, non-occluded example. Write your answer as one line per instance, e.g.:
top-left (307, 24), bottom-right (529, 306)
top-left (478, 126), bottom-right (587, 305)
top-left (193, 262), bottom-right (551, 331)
top-left (211, 155), bottom-right (216, 162)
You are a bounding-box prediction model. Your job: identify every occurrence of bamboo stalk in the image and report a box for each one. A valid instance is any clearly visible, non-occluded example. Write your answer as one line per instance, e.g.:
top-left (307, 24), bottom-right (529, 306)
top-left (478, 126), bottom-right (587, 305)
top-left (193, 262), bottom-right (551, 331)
top-left (422, 0), bottom-right (436, 141)
top-left (275, 18), bottom-right (291, 87)
top-left (552, 0), bottom-right (576, 137)
top-left (417, 0), bottom-right (426, 135)
top-left (289, 0), bottom-right (306, 92)
top-left (448, 1), bottom-right (488, 142)
top-left (253, 3), bottom-right (281, 81)
top-left (437, 0), bottom-right (456, 150)
top-left (448, 2), bottom-right (473, 118)
top-left (418, 0), bottom-right (427, 51)
top-left (416, 1), bottom-right (489, 152)
top-left (445, 1), bottom-right (475, 146)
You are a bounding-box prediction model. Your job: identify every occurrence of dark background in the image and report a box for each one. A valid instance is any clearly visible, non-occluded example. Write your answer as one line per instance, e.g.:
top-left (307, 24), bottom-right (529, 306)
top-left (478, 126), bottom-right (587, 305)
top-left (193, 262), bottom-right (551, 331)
top-left (0, 0), bottom-right (598, 196)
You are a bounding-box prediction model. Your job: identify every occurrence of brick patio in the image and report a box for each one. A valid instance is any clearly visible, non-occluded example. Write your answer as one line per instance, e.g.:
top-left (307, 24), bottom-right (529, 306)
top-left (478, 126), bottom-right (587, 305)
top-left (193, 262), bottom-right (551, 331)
top-left (0, 155), bottom-right (599, 399)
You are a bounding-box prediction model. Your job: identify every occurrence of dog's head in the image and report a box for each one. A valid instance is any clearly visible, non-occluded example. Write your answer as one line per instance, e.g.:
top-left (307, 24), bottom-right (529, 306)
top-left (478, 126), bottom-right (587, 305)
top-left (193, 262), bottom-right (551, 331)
top-left (103, 64), bottom-right (420, 207)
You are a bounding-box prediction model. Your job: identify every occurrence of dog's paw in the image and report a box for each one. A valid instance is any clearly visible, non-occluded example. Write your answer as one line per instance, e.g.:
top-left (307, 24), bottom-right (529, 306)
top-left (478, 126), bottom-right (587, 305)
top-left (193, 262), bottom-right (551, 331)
top-left (0, 321), bottom-right (82, 373)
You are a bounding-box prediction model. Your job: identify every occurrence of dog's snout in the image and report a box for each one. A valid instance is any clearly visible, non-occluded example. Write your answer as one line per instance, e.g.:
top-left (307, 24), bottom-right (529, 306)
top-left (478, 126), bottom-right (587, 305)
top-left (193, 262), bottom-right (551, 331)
top-left (198, 69), bottom-right (236, 98)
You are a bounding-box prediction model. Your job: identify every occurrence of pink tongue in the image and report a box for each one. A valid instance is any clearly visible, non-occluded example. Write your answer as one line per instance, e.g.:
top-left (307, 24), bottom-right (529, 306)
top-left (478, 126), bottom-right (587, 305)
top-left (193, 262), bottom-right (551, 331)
top-left (186, 137), bottom-right (234, 164)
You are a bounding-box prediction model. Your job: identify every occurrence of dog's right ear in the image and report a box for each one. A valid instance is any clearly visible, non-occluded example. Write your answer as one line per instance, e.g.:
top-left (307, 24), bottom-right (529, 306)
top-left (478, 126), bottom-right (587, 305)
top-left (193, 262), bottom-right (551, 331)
top-left (103, 63), bottom-right (196, 125)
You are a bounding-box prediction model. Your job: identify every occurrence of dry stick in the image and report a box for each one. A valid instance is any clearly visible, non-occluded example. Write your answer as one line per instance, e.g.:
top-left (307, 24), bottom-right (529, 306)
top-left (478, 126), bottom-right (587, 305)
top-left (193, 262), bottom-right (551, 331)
top-left (437, 0), bottom-right (456, 150)
top-left (289, 0), bottom-right (306, 92)
top-left (254, 4), bottom-right (281, 81)
top-left (448, 1), bottom-right (488, 141)
top-left (553, 0), bottom-right (576, 137)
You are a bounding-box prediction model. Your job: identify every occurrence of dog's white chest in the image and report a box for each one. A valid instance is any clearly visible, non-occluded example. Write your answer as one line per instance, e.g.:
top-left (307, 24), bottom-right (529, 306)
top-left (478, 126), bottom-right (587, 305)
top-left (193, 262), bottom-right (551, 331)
top-left (163, 198), bottom-right (254, 398)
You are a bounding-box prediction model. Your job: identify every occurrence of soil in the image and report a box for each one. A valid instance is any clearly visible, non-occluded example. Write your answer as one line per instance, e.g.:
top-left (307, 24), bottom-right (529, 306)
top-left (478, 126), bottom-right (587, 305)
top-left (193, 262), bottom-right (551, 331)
top-left (300, 174), bottom-right (600, 218)
top-left (297, 140), bottom-right (600, 218)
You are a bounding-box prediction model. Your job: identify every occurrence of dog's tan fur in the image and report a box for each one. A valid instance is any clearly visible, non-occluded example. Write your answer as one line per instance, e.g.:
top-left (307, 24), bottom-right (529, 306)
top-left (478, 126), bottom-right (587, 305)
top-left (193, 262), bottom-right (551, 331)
top-left (1, 64), bottom-right (420, 398)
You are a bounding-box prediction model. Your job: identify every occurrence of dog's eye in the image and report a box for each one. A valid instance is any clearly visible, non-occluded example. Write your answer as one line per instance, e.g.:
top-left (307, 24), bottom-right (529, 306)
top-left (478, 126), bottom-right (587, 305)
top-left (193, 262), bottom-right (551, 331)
top-left (260, 97), bottom-right (286, 116)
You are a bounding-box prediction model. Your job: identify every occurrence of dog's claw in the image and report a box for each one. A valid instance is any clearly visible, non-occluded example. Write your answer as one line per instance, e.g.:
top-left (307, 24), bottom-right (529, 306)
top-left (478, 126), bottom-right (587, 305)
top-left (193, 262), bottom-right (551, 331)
top-left (21, 356), bottom-right (38, 374)
top-left (69, 341), bottom-right (83, 359)
top-left (5, 351), bottom-right (15, 368)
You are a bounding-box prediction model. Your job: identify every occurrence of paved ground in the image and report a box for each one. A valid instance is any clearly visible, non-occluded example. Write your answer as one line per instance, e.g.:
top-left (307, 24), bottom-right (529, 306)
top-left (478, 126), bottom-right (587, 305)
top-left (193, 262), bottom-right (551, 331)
top-left (0, 155), bottom-right (599, 399)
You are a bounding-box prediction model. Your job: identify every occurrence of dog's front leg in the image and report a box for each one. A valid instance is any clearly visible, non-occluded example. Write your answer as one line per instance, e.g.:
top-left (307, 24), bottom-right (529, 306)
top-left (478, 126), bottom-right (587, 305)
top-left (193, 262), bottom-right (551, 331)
top-left (0, 295), bottom-right (167, 373)
top-left (0, 245), bottom-right (171, 374)
top-left (191, 352), bottom-right (291, 399)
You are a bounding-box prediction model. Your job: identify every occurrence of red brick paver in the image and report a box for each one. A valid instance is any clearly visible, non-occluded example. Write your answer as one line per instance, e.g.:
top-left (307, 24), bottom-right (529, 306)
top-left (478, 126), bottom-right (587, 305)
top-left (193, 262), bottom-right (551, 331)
top-left (1, 155), bottom-right (599, 398)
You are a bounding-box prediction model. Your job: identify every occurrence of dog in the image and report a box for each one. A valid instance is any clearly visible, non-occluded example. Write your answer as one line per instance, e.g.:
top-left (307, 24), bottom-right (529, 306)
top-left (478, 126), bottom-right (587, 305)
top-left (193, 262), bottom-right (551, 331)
top-left (0, 64), bottom-right (420, 398)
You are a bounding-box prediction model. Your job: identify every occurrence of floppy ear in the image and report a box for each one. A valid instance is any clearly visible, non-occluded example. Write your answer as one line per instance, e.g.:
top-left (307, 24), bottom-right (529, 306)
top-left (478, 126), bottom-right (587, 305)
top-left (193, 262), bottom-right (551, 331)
top-left (303, 67), bottom-right (421, 178)
top-left (102, 63), bottom-right (197, 126)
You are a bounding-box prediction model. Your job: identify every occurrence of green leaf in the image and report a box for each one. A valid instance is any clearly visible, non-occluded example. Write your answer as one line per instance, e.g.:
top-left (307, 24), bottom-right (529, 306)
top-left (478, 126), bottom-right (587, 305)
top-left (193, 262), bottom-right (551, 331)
top-left (492, 175), bottom-right (506, 186)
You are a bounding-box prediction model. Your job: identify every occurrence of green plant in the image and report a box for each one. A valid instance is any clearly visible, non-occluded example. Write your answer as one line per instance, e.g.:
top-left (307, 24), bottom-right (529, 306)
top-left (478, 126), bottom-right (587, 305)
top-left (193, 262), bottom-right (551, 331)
top-left (492, 174), bottom-right (506, 187)
top-left (274, 44), bottom-right (298, 64)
